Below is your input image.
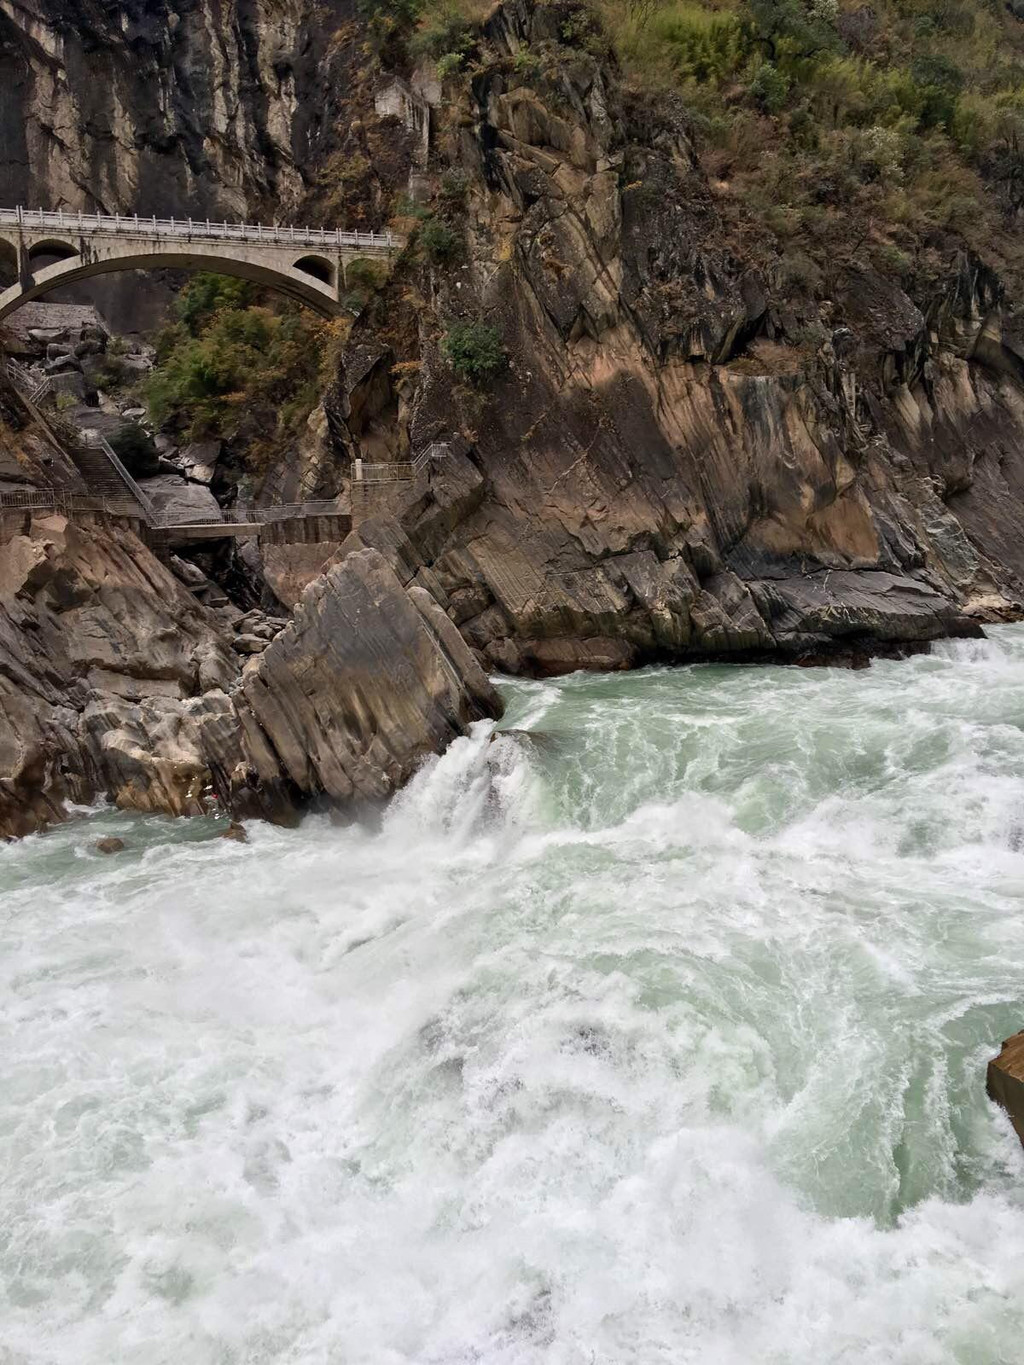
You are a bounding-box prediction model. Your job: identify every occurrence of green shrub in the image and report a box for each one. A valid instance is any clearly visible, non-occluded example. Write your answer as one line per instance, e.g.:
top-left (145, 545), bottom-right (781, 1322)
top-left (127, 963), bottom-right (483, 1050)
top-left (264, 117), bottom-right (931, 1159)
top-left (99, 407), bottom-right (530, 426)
top-left (412, 0), bottom-right (474, 60)
top-left (438, 171), bottom-right (469, 208)
top-left (419, 215), bottom-right (462, 263)
top-left (652, 6), bottom-right (751, 83)
top-left (107, 422), bottom-right (159, 475)
top-left (512, 47), bottom-right (541, 75)
top-left (176, 274), bottom-right (255, 336)
top-left (358, 0), bottom-right (423, 58)
top-left (143, 274), bottom-right (329, 464)
top-left (346, 257), bottom-right (390, 290)
top-left (749, 0), bottom-right (840, 60)
top-left (750, 61), bottom-right (790, 113)
top-left (441, 320), bottom-right (505, 384)
top-left (436, 50), bottom-right (465, 76)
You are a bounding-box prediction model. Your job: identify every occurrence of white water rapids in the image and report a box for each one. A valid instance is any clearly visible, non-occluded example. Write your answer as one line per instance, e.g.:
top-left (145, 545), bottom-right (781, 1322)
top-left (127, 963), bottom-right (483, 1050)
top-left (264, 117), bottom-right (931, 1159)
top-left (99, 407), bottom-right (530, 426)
top-left (4, 628), bottom-right (1024, 1363)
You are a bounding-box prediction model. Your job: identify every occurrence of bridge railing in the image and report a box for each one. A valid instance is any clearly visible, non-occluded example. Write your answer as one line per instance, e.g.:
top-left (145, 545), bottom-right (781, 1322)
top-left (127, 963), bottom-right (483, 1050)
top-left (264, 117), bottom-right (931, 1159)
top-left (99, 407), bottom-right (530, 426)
top-left (0, 207), bottom-right (400, 253)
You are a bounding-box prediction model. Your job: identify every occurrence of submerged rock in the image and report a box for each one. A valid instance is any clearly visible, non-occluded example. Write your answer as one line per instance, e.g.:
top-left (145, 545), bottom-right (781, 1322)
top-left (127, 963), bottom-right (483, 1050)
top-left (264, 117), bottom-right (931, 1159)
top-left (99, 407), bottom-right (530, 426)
top-left (95, 836), bottom-right (125, 854)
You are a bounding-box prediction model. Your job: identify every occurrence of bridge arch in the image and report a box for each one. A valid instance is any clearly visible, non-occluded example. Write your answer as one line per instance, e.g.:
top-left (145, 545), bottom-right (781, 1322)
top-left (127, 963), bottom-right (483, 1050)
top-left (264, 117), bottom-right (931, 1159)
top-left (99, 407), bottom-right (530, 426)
top-left (293, 254), bottom-right (335, 286)
top-left (0, 245), bottom-right (342, 323)
top-left (26, 238), bottom-right (79, 265)
top-left (0, 211), bottom-right (401, 325)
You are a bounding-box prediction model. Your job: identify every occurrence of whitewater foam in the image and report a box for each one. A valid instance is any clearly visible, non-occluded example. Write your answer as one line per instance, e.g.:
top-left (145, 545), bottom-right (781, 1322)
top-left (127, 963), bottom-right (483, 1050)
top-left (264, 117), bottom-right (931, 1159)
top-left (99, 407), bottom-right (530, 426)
top-left (3, 629), bottom-right (1024, 1362)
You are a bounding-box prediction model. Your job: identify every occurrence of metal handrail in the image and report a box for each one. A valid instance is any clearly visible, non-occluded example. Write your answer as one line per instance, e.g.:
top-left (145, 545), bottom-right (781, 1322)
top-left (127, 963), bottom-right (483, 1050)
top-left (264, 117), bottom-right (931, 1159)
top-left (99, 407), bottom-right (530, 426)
top-left (2, 356), bottom-right (364, 531)
top-left (148, 499), bottom-right (347, 528)
top-left (0, 488), bottom-right (143, 517)
top-left (5, 358), bottom-right (57, 405)
top-left (0, 206), bottom-right (401, 253)
top-left (354, 442), bottom-right (450, 485)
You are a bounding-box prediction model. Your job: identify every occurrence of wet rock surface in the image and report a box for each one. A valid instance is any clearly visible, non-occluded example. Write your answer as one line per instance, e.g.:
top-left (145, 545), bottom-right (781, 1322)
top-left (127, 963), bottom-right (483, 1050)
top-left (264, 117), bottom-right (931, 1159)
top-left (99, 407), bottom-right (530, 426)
top-left (987, 1033), bottom-right (1024, 1150)
top-left (0, 475), bottom-right (502, 836)
top-left (234, 547), bottom-right (502, 809)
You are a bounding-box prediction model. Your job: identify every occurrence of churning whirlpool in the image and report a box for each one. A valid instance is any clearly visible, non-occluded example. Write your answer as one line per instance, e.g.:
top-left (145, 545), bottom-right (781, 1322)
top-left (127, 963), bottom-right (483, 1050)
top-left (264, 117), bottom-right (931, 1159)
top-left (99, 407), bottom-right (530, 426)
top-left (3, 628), bottom-right (1024, 1363)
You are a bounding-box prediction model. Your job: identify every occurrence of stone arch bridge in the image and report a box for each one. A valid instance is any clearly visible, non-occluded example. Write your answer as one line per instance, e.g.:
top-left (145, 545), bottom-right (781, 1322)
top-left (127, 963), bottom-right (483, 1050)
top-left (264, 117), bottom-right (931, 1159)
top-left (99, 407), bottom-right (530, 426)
top-left (0, 207), bottom-right (401, 322)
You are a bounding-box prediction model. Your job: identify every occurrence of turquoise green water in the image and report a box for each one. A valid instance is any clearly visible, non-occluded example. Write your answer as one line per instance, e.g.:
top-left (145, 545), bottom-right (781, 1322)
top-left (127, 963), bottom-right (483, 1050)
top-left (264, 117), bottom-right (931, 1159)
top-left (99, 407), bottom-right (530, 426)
top-left (3, 629), bottom-right (1024, 1362)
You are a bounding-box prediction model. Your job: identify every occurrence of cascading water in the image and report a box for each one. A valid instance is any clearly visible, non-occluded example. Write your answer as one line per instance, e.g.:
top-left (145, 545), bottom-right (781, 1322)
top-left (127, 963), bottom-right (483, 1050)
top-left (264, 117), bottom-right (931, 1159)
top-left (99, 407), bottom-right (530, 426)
top-left (3, 627), bottom-right (1024, 1363)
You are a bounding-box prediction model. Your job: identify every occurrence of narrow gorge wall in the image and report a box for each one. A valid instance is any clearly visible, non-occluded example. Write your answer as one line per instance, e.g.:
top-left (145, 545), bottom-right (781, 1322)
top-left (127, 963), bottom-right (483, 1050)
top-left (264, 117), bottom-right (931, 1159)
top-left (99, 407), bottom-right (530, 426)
top-left (1, 0), bottom-right (342, 216)
top-left (6, 0), bottom-right (1024, 832)
top-left (318, 1), bottom-right (1024, 673)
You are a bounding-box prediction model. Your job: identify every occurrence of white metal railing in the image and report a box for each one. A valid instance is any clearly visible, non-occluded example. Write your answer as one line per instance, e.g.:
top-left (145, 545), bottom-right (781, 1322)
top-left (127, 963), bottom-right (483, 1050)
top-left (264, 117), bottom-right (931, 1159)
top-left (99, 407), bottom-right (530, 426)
top-left (0, 486), bottom-right (349, 529)
top-left (2, 355), bottom-right (355, 532)
top-left (0, 488), bottom-right (65, 510)
top-left (0, 206), bottom-right (401, 254)
top-left (354, 442), bottom-right (450, 485)
top-left (4, 357), bottom-right (57, 405)
top-left (0, 488), bottom-right (143, 518)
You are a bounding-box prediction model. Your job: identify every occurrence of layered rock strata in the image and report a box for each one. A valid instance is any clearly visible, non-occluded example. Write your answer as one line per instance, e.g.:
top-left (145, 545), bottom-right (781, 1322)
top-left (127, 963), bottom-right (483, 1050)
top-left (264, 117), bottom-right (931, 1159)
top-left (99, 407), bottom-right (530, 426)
top-left (0, 506), bottom-right (501, 838)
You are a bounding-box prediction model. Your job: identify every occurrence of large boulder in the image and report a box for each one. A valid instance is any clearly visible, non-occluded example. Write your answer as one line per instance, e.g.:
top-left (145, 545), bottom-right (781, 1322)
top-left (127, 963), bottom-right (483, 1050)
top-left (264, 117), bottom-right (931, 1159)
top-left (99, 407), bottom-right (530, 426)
top-left (236, 547), bottom-right (503, 806)
top-left (180, 440), bottom-right (222, 484)
top-left (139, 474), bottom-right (223, 526)
top-left (106, 421), bottom-right (160, 476)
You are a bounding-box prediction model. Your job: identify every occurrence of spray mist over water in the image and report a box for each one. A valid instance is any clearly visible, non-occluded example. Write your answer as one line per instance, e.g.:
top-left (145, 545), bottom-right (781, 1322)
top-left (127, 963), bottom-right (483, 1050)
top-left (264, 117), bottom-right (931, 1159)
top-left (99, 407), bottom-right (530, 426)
top-left (4, 629), bottom-right (1024, 1362)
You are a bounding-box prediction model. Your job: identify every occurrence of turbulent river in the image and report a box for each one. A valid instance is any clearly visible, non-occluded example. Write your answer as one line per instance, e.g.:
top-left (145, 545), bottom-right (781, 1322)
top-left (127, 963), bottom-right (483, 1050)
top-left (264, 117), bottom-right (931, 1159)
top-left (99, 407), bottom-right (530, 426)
top-left (5, 629), bottom-right (1024, 1363)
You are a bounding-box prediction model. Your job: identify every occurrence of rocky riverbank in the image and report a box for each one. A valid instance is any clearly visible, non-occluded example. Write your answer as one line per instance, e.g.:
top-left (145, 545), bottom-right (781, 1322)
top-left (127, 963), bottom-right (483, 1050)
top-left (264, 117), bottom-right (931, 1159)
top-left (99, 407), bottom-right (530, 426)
top-left (0, 466), bottom-right (501, 837)
top-left (988, 1033), bottom-right (1024, 1150)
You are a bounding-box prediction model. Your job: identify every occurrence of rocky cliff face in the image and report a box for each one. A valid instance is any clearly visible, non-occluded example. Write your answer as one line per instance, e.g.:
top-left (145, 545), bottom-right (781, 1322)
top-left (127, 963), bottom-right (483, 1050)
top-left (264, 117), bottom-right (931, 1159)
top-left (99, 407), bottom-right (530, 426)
top-left (1, 0), bottom-right (362, 218)
top-left (6, 0), bottom-right (1024, 832)
top-left (0, 397), bottom-right (501, 837)
top-left (273, 1), bottom-right (1024, 677)
top-left (318, 0), bottom-right (1024, 673)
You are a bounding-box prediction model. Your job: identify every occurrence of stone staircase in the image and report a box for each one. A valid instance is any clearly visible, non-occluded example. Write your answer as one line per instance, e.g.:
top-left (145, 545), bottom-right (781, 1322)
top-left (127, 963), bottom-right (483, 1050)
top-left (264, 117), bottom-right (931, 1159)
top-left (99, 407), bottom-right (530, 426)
top-left (63, 431), bottom-right (130, 500)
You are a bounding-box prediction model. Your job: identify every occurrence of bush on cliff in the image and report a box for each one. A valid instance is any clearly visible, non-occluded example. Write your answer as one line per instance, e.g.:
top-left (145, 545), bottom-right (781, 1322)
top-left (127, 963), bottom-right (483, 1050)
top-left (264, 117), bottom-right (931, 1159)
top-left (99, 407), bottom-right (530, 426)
top-left (144, 273), bottom-right (330, 469)
top-left (595, 0), bottom-right (1024, 284)
top-left (441, 320), bottom-right (505, 384)
top-left (419, 215), bottom-right (463, 263)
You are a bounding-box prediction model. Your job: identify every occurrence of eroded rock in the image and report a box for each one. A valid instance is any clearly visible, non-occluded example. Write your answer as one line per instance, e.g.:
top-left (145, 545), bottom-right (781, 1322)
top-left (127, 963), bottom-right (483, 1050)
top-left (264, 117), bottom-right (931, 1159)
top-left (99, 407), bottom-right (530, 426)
top-left (236, 547), bottom-right (503, 805)
top-left (988, 1033), bottom-right (1024, 1150)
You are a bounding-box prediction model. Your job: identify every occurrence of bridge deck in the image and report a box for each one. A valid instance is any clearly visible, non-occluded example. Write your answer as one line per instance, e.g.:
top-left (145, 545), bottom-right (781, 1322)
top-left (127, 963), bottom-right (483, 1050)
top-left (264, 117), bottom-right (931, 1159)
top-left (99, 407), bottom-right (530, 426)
top-left (0, 207), bottom-right (398, 253)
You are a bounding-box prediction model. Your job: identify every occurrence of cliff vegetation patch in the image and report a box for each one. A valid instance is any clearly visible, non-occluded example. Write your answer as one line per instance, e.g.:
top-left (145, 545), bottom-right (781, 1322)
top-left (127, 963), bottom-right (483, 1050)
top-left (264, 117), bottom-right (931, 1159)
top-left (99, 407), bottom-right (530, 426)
top-left (143, 274), bottom-right (336, 472)
top-left (599, 0), bottom-right (1024, 285)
